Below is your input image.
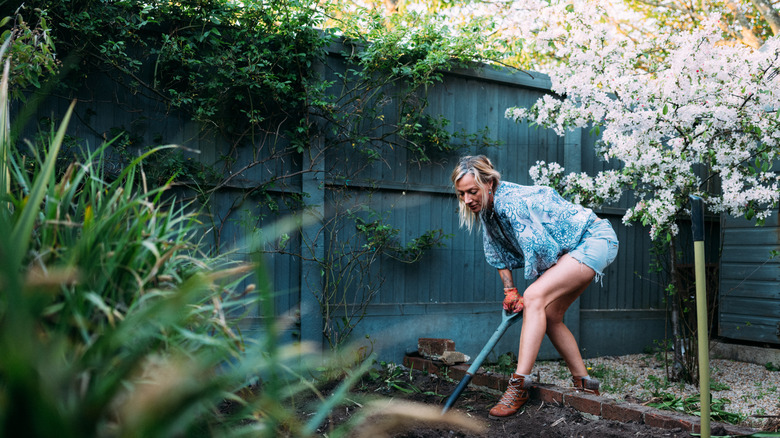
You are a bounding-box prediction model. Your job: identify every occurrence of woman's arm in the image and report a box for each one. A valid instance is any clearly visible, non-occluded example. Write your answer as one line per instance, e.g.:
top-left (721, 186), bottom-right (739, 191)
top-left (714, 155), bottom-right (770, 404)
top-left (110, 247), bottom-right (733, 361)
top-left (499, 268), bottom-right (514, 289)
top-left (499, 268), bottom-right (524, 313)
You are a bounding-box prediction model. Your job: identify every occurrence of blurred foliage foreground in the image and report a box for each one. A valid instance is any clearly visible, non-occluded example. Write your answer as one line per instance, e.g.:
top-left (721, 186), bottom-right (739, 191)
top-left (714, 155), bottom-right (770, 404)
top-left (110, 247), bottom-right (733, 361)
top-left (0, 41), bottom-right (480, 437)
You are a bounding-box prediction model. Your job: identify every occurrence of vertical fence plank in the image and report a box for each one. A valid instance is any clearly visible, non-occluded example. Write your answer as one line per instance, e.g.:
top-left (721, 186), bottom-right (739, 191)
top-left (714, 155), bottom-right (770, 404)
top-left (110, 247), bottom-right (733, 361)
top-left (18, 45), bottom-right (705, 361)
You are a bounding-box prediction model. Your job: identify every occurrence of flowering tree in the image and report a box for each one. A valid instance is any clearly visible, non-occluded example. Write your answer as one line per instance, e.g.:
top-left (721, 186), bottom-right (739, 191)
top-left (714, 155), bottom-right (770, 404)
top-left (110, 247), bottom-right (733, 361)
top-left (619, 0), bottom-right (780, 50)
top-left (507, 3), bottom-right (780, 242)
top-left (331, 0), bottom-right (780, 73)
top-left (505, 0), bottom-right (780, 381)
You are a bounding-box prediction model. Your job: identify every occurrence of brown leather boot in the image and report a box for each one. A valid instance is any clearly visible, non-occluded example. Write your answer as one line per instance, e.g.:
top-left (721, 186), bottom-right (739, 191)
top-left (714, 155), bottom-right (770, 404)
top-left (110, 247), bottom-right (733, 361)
top-left (572, 375), bottom-right (600, 395)
top-left (488, 373), bottom-right (532, 418)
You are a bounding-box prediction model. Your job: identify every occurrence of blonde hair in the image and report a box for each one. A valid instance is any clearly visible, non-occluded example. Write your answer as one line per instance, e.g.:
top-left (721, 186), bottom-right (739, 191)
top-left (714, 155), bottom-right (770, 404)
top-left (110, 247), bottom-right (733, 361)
top-left (451, 155), bottom-right (501, 231)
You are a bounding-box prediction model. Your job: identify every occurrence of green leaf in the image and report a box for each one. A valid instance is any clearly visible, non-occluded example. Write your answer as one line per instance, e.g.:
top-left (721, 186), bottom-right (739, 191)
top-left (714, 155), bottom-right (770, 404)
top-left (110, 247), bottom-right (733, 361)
top-left (302, 354), bottom-right (377, 435)
top-left (662, 104), bottom-right (668, 115)
top-left (84, 292), bottom-right (117, 326)
top-left (565, 4), bottom-right (575, 12)
top-left (10, 100), bottom-right (75, 266)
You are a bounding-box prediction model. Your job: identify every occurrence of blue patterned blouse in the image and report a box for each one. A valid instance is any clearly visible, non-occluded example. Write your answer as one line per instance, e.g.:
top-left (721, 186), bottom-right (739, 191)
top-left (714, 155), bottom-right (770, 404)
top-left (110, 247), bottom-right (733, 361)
top-left (480, 181), bottom-right (596, 280)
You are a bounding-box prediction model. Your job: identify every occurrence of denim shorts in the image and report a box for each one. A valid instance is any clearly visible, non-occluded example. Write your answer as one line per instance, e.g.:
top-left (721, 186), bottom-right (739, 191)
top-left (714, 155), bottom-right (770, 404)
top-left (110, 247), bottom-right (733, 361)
top-left (568, 219), bottom-right (619, 283)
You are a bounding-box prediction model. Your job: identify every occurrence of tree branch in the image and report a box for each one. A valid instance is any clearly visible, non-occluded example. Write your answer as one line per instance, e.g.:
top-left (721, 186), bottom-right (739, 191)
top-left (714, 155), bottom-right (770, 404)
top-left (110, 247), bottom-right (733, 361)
top-left (723, 0), bottom-right (763, 48)
top-left (750, 0), bottom-right (780, 36)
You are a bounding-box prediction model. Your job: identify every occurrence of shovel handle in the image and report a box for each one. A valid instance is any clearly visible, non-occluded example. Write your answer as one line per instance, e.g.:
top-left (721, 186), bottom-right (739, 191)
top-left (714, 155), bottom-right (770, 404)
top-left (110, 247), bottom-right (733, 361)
top-left (441, 309), bottom-right (522, 414)
top-left (466, 310), bottom-right (521, 375)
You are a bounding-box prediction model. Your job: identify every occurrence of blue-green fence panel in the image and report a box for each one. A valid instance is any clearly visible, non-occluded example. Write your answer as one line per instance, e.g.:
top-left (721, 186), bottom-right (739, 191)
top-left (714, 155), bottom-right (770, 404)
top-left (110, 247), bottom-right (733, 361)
top-left (720, 211), bottom-right (780, 344)
top-left (15, 41), bottom-right (721, 361)
top-left (320, 59), bottom-right (672, 360)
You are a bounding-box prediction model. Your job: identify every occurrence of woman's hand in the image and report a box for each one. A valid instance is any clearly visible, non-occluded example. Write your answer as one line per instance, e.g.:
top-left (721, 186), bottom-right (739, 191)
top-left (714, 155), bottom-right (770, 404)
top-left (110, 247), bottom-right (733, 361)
top-left (503, 287), bottom-right (524, 313)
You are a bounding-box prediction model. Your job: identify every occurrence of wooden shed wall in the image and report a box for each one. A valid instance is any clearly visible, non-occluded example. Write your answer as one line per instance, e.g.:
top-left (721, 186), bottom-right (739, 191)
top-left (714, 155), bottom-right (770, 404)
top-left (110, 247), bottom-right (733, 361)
top-left (720, 212), bottom-right (780, 345)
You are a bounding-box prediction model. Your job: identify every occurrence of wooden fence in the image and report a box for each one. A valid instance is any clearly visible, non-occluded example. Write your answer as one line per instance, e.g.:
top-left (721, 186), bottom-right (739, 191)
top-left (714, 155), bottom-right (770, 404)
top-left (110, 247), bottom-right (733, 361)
top-left (15, 40), bottom-right (723, 362)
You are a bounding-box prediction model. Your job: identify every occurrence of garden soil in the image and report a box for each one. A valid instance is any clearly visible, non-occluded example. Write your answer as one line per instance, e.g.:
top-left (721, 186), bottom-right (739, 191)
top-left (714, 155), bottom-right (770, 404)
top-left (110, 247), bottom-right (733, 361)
top-left (313, 367), bottom-right (728, 438)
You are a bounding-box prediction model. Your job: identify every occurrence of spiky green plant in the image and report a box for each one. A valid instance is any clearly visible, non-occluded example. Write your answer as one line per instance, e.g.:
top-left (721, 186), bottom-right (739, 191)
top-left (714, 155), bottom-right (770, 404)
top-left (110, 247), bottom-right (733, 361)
top-left (0, 32), bottom-right (484, 437)
top-left (0, 37), bottom-right (372, 437)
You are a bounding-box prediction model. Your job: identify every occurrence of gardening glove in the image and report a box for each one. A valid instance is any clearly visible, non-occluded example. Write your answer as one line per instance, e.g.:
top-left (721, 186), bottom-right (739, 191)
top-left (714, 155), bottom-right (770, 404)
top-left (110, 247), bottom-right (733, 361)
top-left (503, 287), bottom-right (524, 313)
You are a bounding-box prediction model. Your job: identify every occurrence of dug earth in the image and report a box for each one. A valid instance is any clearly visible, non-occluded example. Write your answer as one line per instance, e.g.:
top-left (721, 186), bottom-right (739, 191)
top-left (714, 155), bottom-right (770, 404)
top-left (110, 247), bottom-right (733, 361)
top-left (315, 365), bottom-right (744, 438)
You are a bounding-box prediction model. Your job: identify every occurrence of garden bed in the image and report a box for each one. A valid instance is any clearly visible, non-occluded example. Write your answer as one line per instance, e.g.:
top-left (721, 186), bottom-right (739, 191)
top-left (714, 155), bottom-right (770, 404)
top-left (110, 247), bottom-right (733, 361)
top-left (309, 359), bottom-right (763, 437)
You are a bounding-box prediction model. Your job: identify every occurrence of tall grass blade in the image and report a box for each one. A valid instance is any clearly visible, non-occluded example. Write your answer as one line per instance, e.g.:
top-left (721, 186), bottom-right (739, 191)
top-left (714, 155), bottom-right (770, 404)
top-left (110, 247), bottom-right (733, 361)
top-left (0, 58), bottom-right (9, 200)
top-left (9, 99), bottom-right (75, 266)
top-left (303, 354), bottom-right (377, 435)
top-left (0, 34), bottom-right (11, 61)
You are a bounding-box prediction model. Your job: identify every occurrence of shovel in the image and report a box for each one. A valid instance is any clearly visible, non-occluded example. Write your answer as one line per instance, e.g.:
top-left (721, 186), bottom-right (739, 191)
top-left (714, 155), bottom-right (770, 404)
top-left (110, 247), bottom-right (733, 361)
top-left (441, 309), bottom-right (523, 414)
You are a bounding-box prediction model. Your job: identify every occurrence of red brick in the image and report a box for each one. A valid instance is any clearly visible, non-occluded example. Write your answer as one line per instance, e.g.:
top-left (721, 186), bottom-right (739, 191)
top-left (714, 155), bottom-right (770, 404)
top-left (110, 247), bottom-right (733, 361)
top-left (601, 401), bottom-right (644, 423)
top-left (679, 417), bottom-right (700, 433)
top-left (471, 372), bottom-right (506, 391)
top-left (563, 391), bottom-right (602, 416)
top-left (448, 363), bottom-right (468, 380)
top-left (493, 374), bottom-right (509, 391)
top-left (403, 355), bottom-right (442, 375)
top-left (644, 411), bottom-right (688, 430)
top-left (417, 338), bottom-right (455, 357)
top-left (719, 423), bottom-right (759, 437)
top-left (533, 384), bottom-right (563, 404)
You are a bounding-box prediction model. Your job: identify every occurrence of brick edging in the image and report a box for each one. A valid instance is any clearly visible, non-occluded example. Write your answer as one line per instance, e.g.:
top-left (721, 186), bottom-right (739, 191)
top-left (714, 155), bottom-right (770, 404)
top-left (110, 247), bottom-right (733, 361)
top-left (403, 355), bottom-right (758, 436)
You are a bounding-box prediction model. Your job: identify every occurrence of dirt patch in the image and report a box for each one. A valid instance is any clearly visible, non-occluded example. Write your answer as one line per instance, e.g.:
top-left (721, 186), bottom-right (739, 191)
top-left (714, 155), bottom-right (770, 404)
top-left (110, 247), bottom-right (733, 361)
top-left (313, 366), bottom-right (726, 437)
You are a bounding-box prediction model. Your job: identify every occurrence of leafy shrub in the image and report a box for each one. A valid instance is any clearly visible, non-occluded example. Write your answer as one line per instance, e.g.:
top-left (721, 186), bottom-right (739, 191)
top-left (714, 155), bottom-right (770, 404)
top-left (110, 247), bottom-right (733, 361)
top-left (0, 38), bottom-right (478, 437)
top-left (0, 47), bottom-right (369, 436)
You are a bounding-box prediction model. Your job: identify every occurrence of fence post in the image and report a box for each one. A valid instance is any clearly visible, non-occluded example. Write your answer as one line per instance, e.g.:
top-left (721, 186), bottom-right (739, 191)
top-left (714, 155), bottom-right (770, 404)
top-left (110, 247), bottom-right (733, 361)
top-left (299, 50), bottom-right (329, 350)
top-left (300, 137), bottom-right (325, 350)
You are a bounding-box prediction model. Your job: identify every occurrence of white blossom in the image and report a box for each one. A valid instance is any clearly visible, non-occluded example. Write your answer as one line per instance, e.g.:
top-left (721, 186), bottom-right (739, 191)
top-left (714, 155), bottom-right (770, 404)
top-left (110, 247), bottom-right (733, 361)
top-left (505, 1), bottom-right (780, 240)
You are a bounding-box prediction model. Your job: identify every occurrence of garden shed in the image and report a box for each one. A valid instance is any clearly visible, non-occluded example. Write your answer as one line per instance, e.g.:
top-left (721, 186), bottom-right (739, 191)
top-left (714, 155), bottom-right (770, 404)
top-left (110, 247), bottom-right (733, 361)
top-left (720, 212), bottom-right (780, 346)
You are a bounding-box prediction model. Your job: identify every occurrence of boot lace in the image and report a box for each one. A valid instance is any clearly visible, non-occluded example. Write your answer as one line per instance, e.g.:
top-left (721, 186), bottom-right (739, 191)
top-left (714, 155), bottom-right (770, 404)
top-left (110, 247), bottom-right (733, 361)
top-left (497, 379), bottom-right (526, 407)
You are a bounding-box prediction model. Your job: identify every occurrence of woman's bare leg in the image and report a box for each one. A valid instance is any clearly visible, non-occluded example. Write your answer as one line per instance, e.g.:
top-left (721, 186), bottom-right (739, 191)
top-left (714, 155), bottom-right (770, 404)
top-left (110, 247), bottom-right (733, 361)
top-left (544, 285), bottom-right (590, 376)
top-left (514, 254), bottom-right (595, 375)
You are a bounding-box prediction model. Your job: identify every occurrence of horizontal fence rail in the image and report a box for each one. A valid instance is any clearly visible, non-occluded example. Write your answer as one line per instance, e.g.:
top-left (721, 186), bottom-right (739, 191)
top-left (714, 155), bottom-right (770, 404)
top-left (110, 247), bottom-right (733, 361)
top-left (15, 38), bottom-right (729, 361)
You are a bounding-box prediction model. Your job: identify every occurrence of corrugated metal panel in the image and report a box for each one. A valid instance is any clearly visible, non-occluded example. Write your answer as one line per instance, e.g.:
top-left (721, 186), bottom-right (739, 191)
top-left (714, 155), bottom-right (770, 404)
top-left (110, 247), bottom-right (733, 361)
top-left (720, 212), bottom-right (780, 344)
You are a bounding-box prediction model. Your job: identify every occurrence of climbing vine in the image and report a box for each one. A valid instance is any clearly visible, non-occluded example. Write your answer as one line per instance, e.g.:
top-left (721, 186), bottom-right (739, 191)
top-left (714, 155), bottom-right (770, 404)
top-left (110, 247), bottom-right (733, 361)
top-left (15, 0), bottom-right (502, 349)
top-left (24, 0), bottom-right (502, 174)
top-left (1, 5), bottom-right (57, 100)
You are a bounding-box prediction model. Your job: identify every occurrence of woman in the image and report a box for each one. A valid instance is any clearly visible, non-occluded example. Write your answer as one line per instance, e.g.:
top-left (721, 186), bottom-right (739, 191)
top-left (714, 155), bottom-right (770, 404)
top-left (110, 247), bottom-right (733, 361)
top-left (451, 155), bottom-right (619, 418)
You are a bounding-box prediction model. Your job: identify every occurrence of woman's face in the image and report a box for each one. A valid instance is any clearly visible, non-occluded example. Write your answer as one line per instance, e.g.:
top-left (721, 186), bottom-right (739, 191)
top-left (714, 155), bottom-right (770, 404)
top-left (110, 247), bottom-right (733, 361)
top-left (455, 172), bottom-right (491, 213)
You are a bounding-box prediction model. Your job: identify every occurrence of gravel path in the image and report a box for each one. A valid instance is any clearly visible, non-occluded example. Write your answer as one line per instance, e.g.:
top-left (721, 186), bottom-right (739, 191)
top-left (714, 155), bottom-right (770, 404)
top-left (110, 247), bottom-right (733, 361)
top-left (531, 354), bottom-right (780, 430)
